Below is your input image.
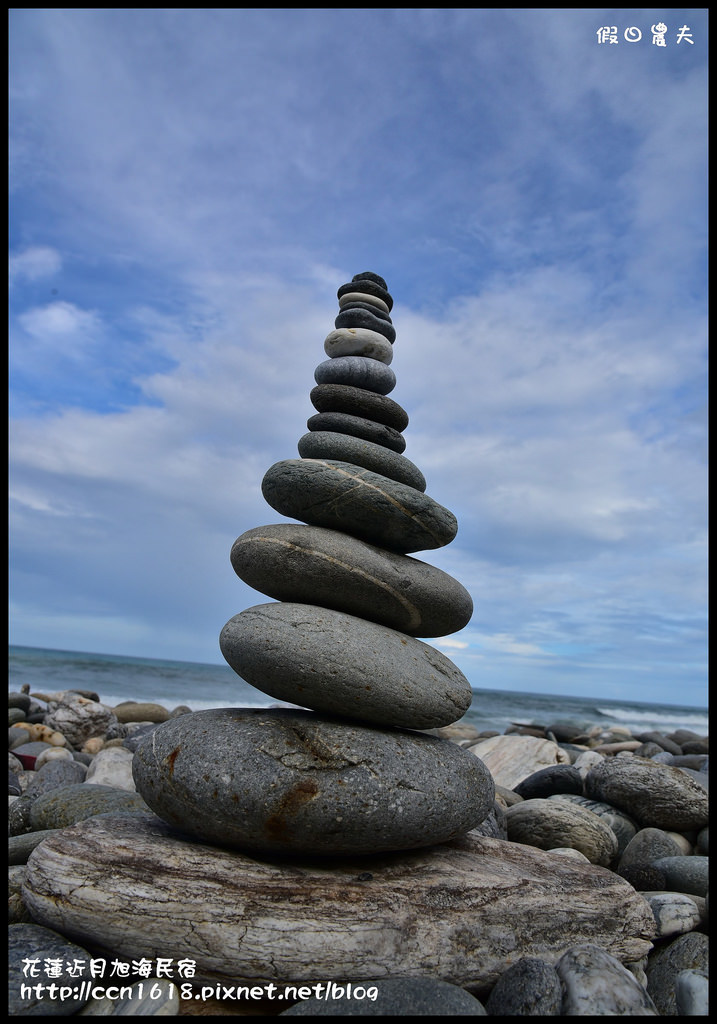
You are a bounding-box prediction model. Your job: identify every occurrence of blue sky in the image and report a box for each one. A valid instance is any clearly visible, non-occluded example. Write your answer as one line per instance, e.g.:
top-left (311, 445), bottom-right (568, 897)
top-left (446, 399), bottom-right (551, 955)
top-left (9, 9), bottom-right (708, 707)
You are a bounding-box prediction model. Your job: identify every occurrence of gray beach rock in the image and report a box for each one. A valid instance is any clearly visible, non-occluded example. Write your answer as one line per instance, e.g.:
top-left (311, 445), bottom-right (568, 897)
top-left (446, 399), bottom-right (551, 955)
top-left (548, 794), bottom-right (638, 858)
top-left (618, 827), bottom-right (690, 890)
top-left (338, 290), bottom-right (391, 314)
top-left (29, 782), bottom-right (152, 830)
top-left (556, 944), bottom-right (658, 1015)
top-left (8, 922), bottom-right (92, 1015)
top-left (338, 276), bottom-right (393, 310)
top-left (44, 692), bottom-right (118, 748)
top-left (465, 734), bottom-right (571, 791)
top-left (310, 384), bottom-right (408, 431)
top-left (262, 458), bottom-right (457, 553)
top-left (112, 701), bottom-right (171, 724)
top-left (280, 978), bottom-right (486, 1015)
top-left (297, 431), bottom-right (426, 491)
top-left (645, 932), bottom-right (709, 1015)
top-left (504, 798), bottom-right (618, 865)
top-left (584, 756), bottom-right (709, 830)
top-left (220, 603), bottom-right (472, 729)
top-left (324, 328), bottom-right (393, 364)
top-left (229, 524), bottom-right (472, 637)
top-left (307, 411), bottom-right (406, 453)
top-left (650, 855), bottom-right (709, 897)
top-left (640, 891), bottom-right (703, 938)
top-left (132, 708), bottom-right (493, 854)
top-left (9, 691), bottom-right (32, 714)
top-left (335, 307), bottom-right (396, 343)
top-left (513, 764), bottom-right (584, 799)
top-left (23, 815), bottom-right (655, 992)
top-left (9, 864), bottom-right (33, 923)
top-left (484, 957), bottom-right (563, 1015)
top-left (84, 745), bottom-right (137, 790)
top-left (314, 356), bottom-right (396, 395)
top-left (9, 829), bottom-right (63, 865)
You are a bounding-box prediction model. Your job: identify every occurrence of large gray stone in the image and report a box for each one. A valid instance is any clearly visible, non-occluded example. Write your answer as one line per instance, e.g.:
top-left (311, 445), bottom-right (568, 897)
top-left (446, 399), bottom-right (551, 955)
top-left (584, 758), bottom-right (709, 831)
top-left (314, 356), bottom-right (396, 395)
top-left (132, 708), bottom-right (494, 855)
top-left (219, 603), bottom-right (472, 729)
top-left (307, 411), bottom-right (406, 453)
top-left (229, 525), bottom-right (472, 637)
top-left (650, 855), bottom-right (709, 897)
top-left (23, 816), bottom-right (655, 992)
top-left (310, 384), bottom-right (408, 431)
top-left (262, 459), bottom-right (457, 553)
top-left (297, 432), bottom-right (426, 492)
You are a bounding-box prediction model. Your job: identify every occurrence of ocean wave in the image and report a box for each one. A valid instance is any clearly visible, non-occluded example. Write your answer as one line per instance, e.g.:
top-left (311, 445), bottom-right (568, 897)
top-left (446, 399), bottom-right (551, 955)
top-left (596, 706), bottom-right (709, 732)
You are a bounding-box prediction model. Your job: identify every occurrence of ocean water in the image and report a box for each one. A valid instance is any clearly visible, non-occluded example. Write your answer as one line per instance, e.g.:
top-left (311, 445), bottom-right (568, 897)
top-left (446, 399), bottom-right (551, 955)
top-left (8, 644), bottom-right (709, 738)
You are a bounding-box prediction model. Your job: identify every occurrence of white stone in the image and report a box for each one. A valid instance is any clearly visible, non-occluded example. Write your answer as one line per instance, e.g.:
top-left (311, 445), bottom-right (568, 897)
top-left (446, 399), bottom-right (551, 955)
top-left (84, 747), bottom-right (136, 791)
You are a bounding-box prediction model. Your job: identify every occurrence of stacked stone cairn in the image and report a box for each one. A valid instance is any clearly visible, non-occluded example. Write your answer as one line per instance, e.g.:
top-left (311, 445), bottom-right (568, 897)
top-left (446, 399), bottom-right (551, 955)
top-left (133, 272), bottom-right (497, 855)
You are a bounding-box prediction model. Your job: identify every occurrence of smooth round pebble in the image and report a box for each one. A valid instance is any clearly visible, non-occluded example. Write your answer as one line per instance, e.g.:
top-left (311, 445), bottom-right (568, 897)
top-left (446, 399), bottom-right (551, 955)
top-left (338, 291), bottom-right (390, 315)
top-left (29, 782), bottom-right (152, 830)
top-left (314, 356), bottom-right (396, 395)
top-left (220, 603), bottom-right (473, 729)
top-left (514, 764), bottom-right (584, 799)
top-left (640, 892), bottom-right (703, 938)
top-left (307, 411), bottom-right (406, 453)
top-left (310, 384), bottom-right (408, 431)
top-left (230, 524), bottom-right (472, 637)
top-left (324, 328), bottom-right (394, 364)
top-left (335, 308), bottom-right (396, 343)
top-left (298, 431), bottom-right (425, 491)
top-left (585, 756), bottom-right (709, 831)
top-left (504, 798), bottom-right (618, 865)
top-left (675, 969), bottom-right (709, 1016)
top-left (650, 855), bottom-right (709, 897)
top-left (84, 746), bottom-right (137, 791)
top-left (262, 459), bottom-right (457, 553)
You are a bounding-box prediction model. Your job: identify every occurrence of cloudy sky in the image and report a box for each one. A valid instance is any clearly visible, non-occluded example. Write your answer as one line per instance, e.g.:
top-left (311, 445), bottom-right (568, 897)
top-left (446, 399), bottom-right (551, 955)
top-left (9, 9), bottom-right (707, 708)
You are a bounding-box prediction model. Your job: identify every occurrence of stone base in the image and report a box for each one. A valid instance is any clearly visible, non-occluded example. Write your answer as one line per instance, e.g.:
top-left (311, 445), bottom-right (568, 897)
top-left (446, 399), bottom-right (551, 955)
top-left (23, 814), bottom-right (655, 993)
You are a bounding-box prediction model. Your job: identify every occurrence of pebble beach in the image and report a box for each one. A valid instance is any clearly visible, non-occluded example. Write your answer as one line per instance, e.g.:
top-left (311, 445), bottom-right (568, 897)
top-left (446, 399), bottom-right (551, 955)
top-left (9, 684), bottom-right (708, 1016)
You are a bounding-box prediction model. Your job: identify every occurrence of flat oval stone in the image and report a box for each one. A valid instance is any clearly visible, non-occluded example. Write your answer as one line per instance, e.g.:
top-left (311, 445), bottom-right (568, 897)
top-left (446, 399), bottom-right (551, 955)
top-left (310, 384), bottom-right (409, 431)
top-left (650, 855), bottom-right (709, 897)
top-left (132, 708), bottom-right (494, 854)
top-left (352, 271), bottom-right (389, 289)
top-left (335, 309), bottom-right (396, 343)
top-left (298, 432), bottom-right (426, 492)
top-left (230, 524), bottom-right (472, 637)
top-left (338, 291), bottom-right (391, 315)
top-left (514, 764), bottom-right (584, 799)
top-left (307, 412), bottom-right (406, 453)
top-left (29, 782), bottom-right (152, 830)
top-left (261, 459), bottom-right (457, 553)
top-left (338, 278), bottom-right (393, 311)
top-left (336, 299), bottom-right (393, 323)
top-left (584, 758), bottom-right (709, 831)
top-left (314, 356), bottom-right (396, 395)
top-left (220, 602), bottom-right (472, 729)
top-left (324, 328), bottom-right (393, 364)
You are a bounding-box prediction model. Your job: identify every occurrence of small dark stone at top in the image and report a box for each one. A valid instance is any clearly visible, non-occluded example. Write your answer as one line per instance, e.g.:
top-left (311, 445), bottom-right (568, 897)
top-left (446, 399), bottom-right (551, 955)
top-left (353, 271), bottom-right (387, 290)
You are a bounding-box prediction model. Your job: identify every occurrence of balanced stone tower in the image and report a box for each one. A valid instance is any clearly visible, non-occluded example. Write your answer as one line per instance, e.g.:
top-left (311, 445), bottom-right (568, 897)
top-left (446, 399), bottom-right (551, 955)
top-left (134, 272), bottom-right (495, 854)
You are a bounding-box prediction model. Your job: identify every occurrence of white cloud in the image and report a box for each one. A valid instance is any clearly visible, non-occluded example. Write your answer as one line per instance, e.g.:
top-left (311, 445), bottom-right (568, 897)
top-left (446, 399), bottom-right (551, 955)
top-left (9, 246), bottom-right (62, 285)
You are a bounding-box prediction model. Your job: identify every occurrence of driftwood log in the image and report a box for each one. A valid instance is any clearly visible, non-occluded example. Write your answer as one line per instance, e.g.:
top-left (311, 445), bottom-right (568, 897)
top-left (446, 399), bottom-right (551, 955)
top-left (23, 813), bottom-right (655, 993)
